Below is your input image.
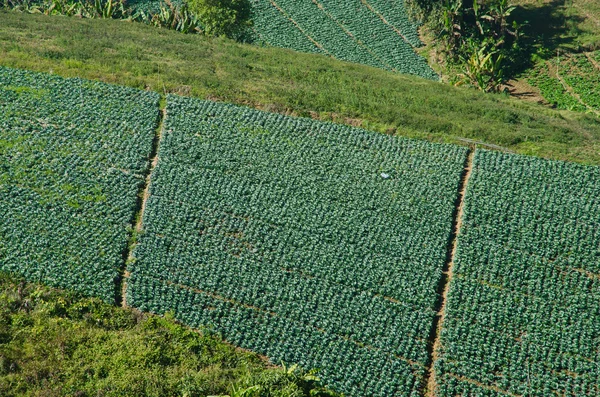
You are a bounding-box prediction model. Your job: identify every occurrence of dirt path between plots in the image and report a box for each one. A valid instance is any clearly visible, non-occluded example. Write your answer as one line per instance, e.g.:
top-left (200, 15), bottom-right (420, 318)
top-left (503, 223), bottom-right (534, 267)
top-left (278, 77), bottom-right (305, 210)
top-left (423, 148), bottom-right (475, 397)
top-left (120, 105), bottom-right (166, 308)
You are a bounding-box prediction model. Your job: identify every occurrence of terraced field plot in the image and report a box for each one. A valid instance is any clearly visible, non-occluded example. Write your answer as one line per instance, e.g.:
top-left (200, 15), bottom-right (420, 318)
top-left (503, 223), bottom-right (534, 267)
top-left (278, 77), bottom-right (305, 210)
top-left (0, 67), bottom-right (160, 302)
top-left (249, 0), bottom-right (437, 79)
top-left (436, 150), bottom-right (600, 396)
top-left (128, 96), bottom-right (468, 396)
top-left (527, 51), bottom-right (600, 114)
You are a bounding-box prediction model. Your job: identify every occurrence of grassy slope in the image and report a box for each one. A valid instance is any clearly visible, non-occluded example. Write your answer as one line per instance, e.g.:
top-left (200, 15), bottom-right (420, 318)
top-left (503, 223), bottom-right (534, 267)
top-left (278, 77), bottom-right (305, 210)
top-left (0, 272), bottom-right (340, 397)
top-left (1, 12), bottom-right (599, 164)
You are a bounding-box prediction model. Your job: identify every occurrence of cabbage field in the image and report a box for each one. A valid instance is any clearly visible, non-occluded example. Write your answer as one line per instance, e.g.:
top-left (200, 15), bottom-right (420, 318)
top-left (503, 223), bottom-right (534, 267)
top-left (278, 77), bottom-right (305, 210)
top-left (249, 0), bottom-right (437, 79)
top-left (2, 67), bottom-right (599, 396)
top-left (127, 95), bottom-right (467, 396)
top-left (436, 150), bottom-right (600, 396)
top-left (125, 0), bottom-right (436, 79)
top-left (0, 67), bottom-right (160, 302)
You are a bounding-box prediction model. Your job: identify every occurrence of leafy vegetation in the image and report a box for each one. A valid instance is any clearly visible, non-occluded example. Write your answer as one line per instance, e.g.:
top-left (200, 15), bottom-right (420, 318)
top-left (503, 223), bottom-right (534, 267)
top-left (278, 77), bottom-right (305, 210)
top-left (527, 61), bottom-right (586, 112)
top-left (0, 271), bottom-right (341, 396)
top-left (1, 0), bottom-right (248, 37)
top-left (187, 0), bottom-right (251, 39)
top-left (1, 12), bottom-right (599, 165)
top-left (436, 150), bottom-right (600, 396)
top-left (0, 66), bottom-right (159, 302)
top-left (412, 0), bottom-right (525, 92)
top-left (526, 51), bottom-right (600, 114)
top-left (127, 95), bottom-right (468, 396)
top-left (248, 0), bottom-right (437, 79)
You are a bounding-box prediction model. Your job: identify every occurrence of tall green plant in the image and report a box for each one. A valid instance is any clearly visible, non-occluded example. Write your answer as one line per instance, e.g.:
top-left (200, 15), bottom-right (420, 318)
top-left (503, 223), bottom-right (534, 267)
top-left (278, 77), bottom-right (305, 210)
top-left (416, 0), bottom-right (524, 92)
top-left (186, 0), bottom-right (251, 39)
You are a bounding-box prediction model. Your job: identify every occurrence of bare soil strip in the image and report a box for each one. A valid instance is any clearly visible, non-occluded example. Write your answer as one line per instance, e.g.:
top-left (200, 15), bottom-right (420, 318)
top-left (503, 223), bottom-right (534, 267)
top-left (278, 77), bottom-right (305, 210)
top-left (423, 148), bottom-right (475, 397)
top-left (117, 101), bottom-right (166, 307)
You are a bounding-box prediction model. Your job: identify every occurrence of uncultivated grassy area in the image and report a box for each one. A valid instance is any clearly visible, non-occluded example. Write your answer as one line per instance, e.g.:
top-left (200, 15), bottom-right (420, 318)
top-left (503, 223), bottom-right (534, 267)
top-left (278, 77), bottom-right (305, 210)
top-left (0, 12), bottom-right (599, 164)
top-left (0, 272), bottom-right (341, 396)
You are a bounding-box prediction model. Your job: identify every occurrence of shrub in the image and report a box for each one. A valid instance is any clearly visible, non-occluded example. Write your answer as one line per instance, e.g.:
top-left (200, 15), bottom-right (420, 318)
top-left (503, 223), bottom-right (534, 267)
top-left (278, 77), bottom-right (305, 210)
top-left (186, 0), bottom-right (251, 39)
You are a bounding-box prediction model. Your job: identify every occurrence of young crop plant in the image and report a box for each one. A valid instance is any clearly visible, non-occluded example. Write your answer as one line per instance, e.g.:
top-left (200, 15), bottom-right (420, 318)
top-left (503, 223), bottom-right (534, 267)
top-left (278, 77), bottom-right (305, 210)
top-left (0, 67), bottom-right (160, 302)
top-left (527, 62), bottom-right (586, 112)
top-left (436, 150), bottom-right (600, 396)
top-left (127, 95), bottom-right (468, 396)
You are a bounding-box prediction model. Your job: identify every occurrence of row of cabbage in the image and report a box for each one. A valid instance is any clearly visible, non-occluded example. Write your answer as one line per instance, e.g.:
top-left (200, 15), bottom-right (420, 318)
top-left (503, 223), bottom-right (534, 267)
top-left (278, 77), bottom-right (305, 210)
top-left (436, 150), bottom-right (600, 396)
top-left (127, 95), bottom-right (468, 396)
top-left (364, 0), bottom-right (422, 47)
top-left (0, 67), bottom-right (160, 302)
top-left (249, 0), bottom-right (437, 79)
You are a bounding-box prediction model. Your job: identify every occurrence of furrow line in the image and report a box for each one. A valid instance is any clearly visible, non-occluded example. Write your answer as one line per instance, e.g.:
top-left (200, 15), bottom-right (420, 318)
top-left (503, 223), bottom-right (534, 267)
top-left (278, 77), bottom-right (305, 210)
top-left (117, 97), bottom-right (166, 307)
top-left (423, 147), bottom-right (475, 397)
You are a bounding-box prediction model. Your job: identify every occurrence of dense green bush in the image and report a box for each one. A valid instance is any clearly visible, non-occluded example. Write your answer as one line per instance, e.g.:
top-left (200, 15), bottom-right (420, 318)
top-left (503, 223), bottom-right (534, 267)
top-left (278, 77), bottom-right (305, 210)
top-left (187, 0), bottom-right (251, 38)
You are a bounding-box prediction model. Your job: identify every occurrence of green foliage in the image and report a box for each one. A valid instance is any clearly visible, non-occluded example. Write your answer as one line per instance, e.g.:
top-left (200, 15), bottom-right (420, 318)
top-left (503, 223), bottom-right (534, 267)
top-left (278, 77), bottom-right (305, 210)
top-left (248, 0), bottom-right (437, 79)
top-left (0, 272), bottom-right (340, 396)
top-left (135, 0), bottom-right (203, 34)
top-left (437, 150), bottom-right (600, 396)
top-left (127, 95), bottom-right (468, 396)
top-left (0, 66), bottom-right (160, 302)
top-left (187, 0), bottom-right (251, 39)
top-left (418, 0), bottom-right (525, 91)
top-left (1, 0), bottom-right (129, 18)
top-left (527, 52), bottom-right (600, 114)
top-left (526, 61), bottom-right (586, 112)
top-left (1, 0), bottom-right (203, 35)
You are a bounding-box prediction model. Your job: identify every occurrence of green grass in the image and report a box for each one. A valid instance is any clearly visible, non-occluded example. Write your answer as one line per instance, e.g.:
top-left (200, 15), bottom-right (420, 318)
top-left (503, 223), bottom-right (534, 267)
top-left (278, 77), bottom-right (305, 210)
top-left (1, 12), bottom-right (599, 165)
top-left (0, 271), bottom-right (341, 396)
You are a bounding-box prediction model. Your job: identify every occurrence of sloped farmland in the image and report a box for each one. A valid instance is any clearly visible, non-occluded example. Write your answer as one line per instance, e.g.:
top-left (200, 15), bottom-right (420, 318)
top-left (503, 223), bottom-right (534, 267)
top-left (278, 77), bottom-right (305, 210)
top-left (127, 96), bottom-right (468, 396)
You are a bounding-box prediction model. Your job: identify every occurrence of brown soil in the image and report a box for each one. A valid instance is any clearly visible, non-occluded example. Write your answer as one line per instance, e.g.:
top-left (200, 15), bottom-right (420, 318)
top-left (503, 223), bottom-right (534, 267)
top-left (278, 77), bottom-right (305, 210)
top-left (503, 79), bottom-right (548, 105)
top-left (121, 107), bottom-right (166, 308)
top-left (424, 149), bottom-right (475, 397)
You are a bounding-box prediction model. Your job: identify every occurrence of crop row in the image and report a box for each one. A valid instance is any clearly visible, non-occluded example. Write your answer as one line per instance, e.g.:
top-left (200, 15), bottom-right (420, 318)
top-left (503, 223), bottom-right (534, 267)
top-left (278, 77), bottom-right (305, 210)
top-left (127, 95), bottom-right (468, 396)
top-left (527, 52), bottom-right (600, 113)
top-left (526, 62), bottom-right (586, 112)
top-left (560, 53), bottom-right (600, 112)
top-left (364, 0), bottom-right (422, 47)
top-left (249, 0), bottom-right (436, 79)
top-left (0, 67), bottom-right (160, 302)
top-left (436, 150), bottom-right (600, 397)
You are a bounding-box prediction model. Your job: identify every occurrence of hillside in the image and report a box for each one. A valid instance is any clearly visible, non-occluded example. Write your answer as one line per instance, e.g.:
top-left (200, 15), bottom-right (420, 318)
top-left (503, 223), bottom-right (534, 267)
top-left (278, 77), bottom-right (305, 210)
top-left (1, 12), bottom-right (600, 165)
top-left (1, 66), bottom-right (599, 396)
top-left (127, 0), bottom-right (435, 78)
